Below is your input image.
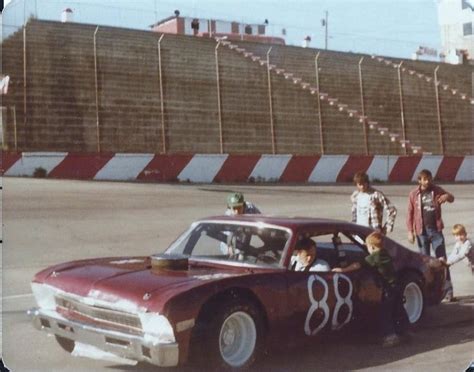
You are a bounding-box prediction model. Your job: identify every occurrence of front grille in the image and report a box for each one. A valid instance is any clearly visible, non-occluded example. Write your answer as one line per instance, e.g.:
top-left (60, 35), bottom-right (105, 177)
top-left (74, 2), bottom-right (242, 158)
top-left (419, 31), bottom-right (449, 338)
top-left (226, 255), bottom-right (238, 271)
top-left (55, 296), bottom-right (142, 332)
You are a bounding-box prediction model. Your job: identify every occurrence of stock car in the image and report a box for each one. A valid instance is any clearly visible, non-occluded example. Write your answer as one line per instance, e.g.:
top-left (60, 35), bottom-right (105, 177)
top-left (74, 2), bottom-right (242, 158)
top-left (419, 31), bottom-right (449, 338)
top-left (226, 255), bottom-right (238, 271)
top-left (28, 215), bottom-right (446, 369)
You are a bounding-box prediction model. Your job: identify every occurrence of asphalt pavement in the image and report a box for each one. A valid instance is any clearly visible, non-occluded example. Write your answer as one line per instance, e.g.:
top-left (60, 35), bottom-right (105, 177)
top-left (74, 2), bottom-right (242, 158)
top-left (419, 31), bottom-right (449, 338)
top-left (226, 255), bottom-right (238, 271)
top-left (2, 178), bottom-right (473, 371)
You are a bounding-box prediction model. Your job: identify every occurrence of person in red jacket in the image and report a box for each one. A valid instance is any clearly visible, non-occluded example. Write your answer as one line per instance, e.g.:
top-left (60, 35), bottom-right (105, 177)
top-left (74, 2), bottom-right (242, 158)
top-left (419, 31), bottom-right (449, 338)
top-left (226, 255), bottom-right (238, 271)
top-left (406, 169), bottom-right (455, 300)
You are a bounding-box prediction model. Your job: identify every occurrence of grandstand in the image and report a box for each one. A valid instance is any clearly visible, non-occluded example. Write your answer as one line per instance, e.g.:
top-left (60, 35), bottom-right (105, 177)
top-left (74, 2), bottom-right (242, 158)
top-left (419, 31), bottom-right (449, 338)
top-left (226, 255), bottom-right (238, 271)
top-left (1, 19), bottom-right (472, 156)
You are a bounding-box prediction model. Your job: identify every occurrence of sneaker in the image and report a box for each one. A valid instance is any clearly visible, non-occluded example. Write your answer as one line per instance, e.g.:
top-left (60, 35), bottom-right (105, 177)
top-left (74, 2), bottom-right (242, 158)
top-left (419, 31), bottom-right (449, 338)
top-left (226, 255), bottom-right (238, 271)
top-left (442, 280), bottom-right (453, 301)
top-left (382, 334), bottom-right (401, 348)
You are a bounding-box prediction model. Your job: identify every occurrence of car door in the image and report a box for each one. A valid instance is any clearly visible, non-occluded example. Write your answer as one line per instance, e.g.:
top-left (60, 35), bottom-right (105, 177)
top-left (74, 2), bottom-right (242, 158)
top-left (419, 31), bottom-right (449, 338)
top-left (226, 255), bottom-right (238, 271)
top-left (285, 233), bottom-right (356, 341)
top-left (334, 229), bottom-right (383, 321)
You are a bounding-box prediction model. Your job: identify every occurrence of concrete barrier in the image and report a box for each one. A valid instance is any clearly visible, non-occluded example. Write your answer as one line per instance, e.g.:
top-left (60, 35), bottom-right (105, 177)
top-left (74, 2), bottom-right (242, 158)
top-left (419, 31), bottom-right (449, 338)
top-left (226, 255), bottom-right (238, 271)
top-left (2, 152), bottom-right (472, 183)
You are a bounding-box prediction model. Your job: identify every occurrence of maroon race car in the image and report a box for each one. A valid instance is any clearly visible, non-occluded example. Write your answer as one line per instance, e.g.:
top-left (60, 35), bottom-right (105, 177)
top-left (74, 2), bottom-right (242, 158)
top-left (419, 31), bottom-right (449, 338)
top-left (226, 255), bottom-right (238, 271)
top-left (28, 216), bottom-right (446, 369)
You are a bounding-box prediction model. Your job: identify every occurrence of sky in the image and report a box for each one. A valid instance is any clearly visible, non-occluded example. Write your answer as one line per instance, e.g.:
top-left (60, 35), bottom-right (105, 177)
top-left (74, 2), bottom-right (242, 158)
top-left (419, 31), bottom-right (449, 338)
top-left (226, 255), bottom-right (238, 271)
top-left (2, 0), bottom-right (442, 59)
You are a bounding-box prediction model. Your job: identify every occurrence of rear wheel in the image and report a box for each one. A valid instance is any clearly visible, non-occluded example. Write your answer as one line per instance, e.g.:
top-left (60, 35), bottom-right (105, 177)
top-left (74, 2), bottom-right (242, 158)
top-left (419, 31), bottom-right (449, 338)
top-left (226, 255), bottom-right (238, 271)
top-left (400, 273), bottom-right (424, 324)
top-left (192, 299), bottom-right (264, 369)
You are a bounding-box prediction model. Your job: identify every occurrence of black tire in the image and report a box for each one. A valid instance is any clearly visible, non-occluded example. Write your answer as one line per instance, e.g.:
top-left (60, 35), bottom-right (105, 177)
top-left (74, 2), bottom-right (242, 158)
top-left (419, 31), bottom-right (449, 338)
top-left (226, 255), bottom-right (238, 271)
top-left (191, 299), bottom-right (265, 370)
top-left (399, 272), bottom-right (425, 325)
top-left (55, 335), bottom-right (75, 353)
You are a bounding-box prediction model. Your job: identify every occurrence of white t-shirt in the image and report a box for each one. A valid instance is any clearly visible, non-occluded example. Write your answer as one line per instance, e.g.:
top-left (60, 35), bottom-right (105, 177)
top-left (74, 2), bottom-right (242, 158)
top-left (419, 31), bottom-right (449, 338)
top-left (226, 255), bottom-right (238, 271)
top-left (355, 192), bottom-right (371, 227)
top-left (291, 256), bottom-right (331, 272)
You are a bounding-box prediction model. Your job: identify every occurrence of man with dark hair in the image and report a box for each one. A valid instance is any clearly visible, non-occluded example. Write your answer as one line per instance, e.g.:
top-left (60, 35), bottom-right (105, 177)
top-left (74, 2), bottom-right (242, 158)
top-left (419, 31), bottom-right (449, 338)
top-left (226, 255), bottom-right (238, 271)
top-left (351, 171), bottom-right (397, 234)
top-left (407, 169), bottom-right (455, 300)
top-left (291, 237), bottom-right (330, 272)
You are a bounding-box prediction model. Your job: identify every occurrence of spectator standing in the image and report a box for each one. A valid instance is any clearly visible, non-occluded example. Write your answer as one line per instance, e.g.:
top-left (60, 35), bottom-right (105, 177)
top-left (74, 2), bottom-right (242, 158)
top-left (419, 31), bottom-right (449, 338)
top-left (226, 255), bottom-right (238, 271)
top-left (225, 192), bottom-right (261, 216)
top-left (351, 171), bottom-right (397, 234)
top-left (221, 192), bottom-right (261, 255)
top-left (406, 169), bottom-right (455, 299)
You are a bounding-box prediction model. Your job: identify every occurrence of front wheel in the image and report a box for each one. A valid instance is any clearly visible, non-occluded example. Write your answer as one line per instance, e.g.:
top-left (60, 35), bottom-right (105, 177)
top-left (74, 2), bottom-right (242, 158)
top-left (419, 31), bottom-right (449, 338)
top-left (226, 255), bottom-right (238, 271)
top-left (400, 273), bottom-right (424, 324)
top-left (192, 299), bottom-right (265, 369)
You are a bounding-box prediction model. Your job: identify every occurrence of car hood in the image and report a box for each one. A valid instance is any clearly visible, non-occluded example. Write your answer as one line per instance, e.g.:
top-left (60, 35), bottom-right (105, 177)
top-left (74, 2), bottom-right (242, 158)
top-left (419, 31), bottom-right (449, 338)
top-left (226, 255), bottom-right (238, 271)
top-left (32, 256), bottom-right (250, 312)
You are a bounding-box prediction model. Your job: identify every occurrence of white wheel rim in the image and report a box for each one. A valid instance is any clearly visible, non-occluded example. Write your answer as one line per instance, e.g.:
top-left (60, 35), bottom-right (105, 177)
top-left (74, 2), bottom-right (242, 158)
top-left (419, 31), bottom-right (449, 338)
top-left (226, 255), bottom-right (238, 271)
top-left (404, 282), bottom-right (423, 323)
top-left (219, 311), bottom-right (257, 367)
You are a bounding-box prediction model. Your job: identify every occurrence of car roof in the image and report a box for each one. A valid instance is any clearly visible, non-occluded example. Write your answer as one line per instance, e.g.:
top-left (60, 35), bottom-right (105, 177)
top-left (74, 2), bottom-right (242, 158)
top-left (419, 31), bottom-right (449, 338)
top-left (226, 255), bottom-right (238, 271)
top-left (199, 215), bottom-right (368, 232)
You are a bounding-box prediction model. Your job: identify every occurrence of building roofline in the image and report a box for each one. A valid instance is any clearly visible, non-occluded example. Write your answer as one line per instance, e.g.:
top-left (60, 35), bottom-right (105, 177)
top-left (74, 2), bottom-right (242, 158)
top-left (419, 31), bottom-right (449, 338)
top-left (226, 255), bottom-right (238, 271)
top-left (150, 15), bottom-right (267, 28)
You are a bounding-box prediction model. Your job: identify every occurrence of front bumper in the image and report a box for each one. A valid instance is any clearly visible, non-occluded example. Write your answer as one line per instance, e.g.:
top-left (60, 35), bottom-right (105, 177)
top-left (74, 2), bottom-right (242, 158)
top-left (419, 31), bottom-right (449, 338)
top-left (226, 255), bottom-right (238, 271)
top-left (27, 307), bottom-right (179, 367)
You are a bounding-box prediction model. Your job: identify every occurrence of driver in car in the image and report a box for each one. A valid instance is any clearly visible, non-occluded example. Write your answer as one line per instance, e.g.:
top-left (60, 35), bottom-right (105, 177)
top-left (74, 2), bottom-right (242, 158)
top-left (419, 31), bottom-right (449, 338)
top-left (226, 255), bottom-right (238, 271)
top-left (291, 238), bottom-right (330, 272)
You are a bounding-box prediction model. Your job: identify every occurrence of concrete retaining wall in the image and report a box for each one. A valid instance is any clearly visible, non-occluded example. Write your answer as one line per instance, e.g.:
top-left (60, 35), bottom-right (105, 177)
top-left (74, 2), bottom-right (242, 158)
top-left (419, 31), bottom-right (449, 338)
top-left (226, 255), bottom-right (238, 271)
top-left (2, 152), bottom-right (472, 183)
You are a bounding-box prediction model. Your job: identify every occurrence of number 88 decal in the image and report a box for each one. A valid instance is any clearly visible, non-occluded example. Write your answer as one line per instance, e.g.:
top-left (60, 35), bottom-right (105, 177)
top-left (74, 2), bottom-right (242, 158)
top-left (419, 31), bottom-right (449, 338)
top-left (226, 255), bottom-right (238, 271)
top-left (304, 273), bottom-right (353, 336)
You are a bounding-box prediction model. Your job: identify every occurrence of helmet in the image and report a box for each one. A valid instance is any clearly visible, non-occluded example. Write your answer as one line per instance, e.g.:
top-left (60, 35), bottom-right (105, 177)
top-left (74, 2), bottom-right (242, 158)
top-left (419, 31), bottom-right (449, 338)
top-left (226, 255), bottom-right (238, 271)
top-left (227, 192), bottom-right (245, 208)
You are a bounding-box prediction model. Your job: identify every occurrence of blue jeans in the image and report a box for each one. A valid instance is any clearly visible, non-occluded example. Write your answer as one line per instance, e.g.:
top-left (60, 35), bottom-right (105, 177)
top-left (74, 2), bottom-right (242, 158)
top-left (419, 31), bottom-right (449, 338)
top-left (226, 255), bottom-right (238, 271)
top-left (416, 227), bottom-right (451, 281)
top-left (379, 285), bottom-right (409, 337)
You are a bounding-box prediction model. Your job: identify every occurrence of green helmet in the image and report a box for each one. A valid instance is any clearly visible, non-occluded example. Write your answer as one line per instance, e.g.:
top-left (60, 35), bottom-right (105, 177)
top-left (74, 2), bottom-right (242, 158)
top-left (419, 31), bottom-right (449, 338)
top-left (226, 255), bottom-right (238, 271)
top-left (227, 192), bottom-right (245, 208)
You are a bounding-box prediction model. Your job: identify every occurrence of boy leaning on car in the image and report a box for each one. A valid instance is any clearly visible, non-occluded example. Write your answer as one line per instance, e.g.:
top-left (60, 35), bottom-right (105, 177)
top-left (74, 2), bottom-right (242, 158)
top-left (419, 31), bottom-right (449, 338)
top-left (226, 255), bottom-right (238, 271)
top-left (332, 232), bottom-right (411, 347)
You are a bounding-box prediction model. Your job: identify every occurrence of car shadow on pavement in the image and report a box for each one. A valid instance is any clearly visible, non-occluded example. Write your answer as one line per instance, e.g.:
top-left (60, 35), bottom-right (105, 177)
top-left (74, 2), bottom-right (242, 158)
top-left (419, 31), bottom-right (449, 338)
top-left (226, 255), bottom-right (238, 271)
top-left (109, 297), bottom-right (474, 372)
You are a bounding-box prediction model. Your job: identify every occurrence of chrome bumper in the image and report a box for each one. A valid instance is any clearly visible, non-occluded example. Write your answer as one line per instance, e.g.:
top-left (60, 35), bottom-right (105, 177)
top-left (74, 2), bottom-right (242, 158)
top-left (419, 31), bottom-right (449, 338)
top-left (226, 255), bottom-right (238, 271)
top-left (27, 307), bottom-right (179, 367)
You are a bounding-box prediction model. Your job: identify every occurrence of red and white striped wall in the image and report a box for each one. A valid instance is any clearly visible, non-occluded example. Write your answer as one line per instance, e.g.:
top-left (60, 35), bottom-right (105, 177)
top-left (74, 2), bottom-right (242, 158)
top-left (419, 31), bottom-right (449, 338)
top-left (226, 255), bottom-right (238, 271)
top-left (1, 152), bottom-right (472, 183)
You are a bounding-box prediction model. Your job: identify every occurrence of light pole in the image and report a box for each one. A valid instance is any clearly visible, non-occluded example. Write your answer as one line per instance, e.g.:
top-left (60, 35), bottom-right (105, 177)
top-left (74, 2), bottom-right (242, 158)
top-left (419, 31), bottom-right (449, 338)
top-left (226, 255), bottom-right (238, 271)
top-left (321, 11), bottom-right (328, 50)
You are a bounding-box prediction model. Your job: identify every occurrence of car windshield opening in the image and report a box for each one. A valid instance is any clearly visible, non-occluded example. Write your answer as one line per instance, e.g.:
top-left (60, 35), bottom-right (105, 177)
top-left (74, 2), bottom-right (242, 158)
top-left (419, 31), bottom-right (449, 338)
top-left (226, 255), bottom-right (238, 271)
top-left (165, 222), bottom-right (291, 268)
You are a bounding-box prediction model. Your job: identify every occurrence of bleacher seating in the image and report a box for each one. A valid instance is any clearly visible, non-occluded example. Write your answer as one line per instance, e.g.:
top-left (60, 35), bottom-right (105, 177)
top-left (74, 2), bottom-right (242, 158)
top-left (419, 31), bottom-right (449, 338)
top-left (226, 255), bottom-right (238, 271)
top-left (1, 19), bottom-right (472, 155)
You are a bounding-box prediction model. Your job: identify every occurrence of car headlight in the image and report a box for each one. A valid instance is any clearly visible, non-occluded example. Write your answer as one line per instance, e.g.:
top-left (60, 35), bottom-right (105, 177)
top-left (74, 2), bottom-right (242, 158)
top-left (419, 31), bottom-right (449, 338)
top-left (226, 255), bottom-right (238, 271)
top-left (139, 312), bottom-right (176, 344)
top-left (31, 282), bottom-right (57, 310)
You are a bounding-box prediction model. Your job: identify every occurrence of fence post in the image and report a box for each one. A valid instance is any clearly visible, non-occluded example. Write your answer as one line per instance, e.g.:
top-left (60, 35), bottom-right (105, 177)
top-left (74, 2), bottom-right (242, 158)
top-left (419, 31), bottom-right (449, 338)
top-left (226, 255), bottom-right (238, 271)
top-left (13, 105), bottom-right (18, 151)
top-left (315, 52), bottom-right (324, 154)
top-left (158, 34), bottom-right (166, 154)
top-left (434, 66), bottom-right (444, 154)
top-left (23, 25), bottom-right (27, 136)
top-left (93, 26), bottom-right (101, 153)
top-left (215, 41), bottom-right (224, 154)
top-left (397, 61), bottom-right (407, 155)
top-left (266, 46), bottom-right (276, 154)
top-left (1, 106), bottom-right (5, 148)
top-left (358, 57), bottom-right (369, 155)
